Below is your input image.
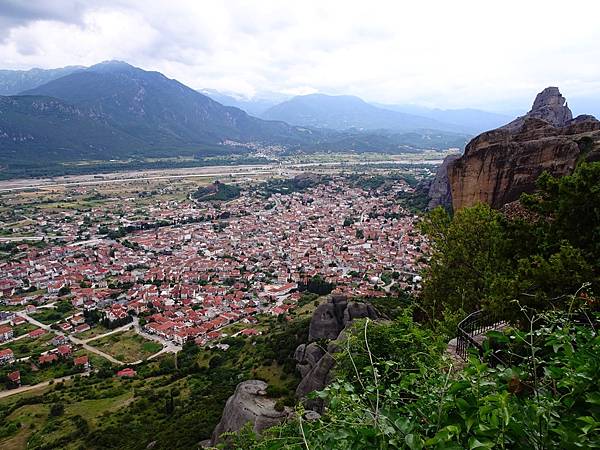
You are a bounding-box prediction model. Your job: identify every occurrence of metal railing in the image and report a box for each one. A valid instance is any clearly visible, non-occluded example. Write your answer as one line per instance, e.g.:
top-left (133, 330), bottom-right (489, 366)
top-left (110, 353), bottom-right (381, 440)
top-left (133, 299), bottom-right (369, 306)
top-left (456, 310), bottom-right (506, 366)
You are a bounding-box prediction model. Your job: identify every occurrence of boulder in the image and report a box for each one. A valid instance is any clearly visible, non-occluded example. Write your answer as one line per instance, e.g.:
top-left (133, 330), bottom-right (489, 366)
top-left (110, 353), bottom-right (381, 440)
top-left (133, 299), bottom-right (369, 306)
top-left (343, 300), bottom-right (379, 327)
top-left (308, 294), bottom-right (347, 341)
top-left (210, 380), bottom-right (290, 446)
top-left (295, 342), bottom-right (325, 378)
top-left (504, 86), bottom-right (572, 131)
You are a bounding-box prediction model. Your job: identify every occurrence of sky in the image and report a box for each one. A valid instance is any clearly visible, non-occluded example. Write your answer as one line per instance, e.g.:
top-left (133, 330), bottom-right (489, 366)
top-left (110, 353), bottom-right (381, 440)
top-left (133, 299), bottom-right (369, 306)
top-left (1, 0), bottom-right (599, 114)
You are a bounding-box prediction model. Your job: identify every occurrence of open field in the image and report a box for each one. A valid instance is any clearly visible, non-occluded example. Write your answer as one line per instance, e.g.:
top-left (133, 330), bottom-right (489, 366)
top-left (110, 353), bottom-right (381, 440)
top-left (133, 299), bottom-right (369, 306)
top-left (0, 332), bottom-right (53, 359)
top-left (0, 152), bottom-right (448, 192)
top-left (92, 330), bottom-right (163, 363)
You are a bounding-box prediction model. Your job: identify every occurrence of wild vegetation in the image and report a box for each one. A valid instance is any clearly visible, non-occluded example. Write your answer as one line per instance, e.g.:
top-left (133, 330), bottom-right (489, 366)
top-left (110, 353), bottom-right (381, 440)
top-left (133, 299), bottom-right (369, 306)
top-left (0, 311), bottom-right (312, 449)
top-left (192, 181), bottom-right (241, 202)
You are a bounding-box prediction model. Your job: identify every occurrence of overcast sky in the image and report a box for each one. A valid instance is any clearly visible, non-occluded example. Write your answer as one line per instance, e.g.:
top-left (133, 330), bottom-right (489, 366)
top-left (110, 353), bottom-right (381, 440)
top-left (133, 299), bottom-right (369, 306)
top-left (1, 0), bottom-right (599, 113)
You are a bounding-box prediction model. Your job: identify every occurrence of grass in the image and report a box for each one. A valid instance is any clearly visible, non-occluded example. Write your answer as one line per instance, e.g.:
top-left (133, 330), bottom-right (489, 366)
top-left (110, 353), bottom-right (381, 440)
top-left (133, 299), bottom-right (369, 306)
top-left (0, 332), bottom-right (54, 359)
top-left (92, 330), bottom-right (163, 363)
top-left (75, 324), bottom-right (111, 341)
top-left (252, 361), bottom-right (290, 391)
top-left (0, 403), bottom-right (49, 450)
top-left (12, 323), bottom-right (37, 337)
top-left (31, 302), bottom-right (74, 325)
top-left (0, 374), bottom-right (135, 449)
top-left (66, 391), bottom-right (133, 424)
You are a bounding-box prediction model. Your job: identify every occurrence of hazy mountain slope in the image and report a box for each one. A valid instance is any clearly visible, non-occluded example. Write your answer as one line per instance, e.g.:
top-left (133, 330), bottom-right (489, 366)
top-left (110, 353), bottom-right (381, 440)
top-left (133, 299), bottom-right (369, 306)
top-left (0, 95), bottom-right (147, 163)
top-left (261, 93), bottom-right (466, 133)
top-left (0, 66), bottom-right (83, 96)
top-left (375, 103), bottom-right (511, 134)
top-left (23, 61), bottom-right (311, 147)
top-left (201, 89), bottom-right (284, 116)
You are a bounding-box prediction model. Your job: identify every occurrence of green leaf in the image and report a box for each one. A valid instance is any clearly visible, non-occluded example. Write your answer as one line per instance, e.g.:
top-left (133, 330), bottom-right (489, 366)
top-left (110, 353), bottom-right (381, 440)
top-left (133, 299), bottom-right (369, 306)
top-left (469, 437), bottom-right (495, 449)
top-left (405, 433), bottom-right (423, 450)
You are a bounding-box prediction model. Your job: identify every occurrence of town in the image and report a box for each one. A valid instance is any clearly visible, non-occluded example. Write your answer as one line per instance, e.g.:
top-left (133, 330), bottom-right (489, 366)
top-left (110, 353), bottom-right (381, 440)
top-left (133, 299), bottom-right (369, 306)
top-left (0, 169), bottom-right (430, 391)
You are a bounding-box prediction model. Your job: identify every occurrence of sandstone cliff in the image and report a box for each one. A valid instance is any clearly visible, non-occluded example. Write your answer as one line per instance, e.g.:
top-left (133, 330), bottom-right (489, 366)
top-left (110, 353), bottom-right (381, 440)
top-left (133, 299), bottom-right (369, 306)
top-left (447, 87), bottom-right (600, 210)
top-left (208, 295), bottom-right (378, 445)
top-left (428, 154), bottom-right (461, 210)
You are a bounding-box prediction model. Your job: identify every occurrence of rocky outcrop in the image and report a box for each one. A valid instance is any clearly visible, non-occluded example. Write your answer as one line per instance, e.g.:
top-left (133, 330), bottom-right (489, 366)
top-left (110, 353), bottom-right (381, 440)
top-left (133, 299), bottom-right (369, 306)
top-left (448, 87), bottom-right (600, 210)
top-left (209, 296), bottom-right (379, 444)
top-left (504, 87), bottom-right (572, 131)
top-left (308, 294), bottom-right (377, 341)
top-left (428, 154), bottom-right (461, 210)
top-left (296, 295), bottom-right (378, 411)
top-left (210, 380), bottom-right (290, 446)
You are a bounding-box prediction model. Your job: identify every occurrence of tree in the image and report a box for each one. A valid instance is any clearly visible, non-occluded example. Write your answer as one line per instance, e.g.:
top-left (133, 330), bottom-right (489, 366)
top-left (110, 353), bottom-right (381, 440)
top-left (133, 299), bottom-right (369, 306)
top-left (50, 403), bottom-right (65, 417)
top-left (58, 286), bottom-right (71, 297)
top-left (419, 203), bottom-right (508, 320)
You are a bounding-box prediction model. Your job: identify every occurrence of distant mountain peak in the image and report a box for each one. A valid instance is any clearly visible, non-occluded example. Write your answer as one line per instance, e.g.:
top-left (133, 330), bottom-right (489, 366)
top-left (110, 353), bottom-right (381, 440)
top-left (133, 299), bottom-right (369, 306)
top-left (87, 60), bottom-right (137, 73)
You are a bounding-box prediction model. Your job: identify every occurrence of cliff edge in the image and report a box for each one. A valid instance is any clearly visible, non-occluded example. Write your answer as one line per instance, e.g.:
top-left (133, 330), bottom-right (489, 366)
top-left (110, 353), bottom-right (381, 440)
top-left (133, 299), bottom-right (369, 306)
top-left (447, 87), bottom-right (600, 210)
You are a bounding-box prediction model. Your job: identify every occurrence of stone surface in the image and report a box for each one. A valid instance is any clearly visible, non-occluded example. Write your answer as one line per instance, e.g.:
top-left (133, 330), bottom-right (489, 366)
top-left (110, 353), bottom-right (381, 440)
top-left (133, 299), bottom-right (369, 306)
top-left (428, 154), bottom-right (461, 210)
top-left (308, 294), bottom-right (378, 342)
top-left (296, 295), bottom-right (377, 412)
top-left (211, 296), bottom-right (379, 443)
top-left (504, 86), bottom-right (572, 131)
top-left (210, 380), bottom-right (290, 446)
top-left (295, 342), bottom-right (326, 378)
top-left (448, 87), bottom-right (600, 210)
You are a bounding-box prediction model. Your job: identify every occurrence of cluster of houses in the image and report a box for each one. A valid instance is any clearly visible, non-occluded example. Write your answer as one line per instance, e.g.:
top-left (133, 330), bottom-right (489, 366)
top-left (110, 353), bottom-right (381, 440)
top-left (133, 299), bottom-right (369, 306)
top-left (1, 176), bottom-right (428, 349)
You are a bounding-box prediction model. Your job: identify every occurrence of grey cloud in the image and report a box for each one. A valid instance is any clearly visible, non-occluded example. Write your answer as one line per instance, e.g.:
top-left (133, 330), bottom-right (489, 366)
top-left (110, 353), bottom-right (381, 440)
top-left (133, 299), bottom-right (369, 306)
top-left (0, 0), bottom-right (88, 38)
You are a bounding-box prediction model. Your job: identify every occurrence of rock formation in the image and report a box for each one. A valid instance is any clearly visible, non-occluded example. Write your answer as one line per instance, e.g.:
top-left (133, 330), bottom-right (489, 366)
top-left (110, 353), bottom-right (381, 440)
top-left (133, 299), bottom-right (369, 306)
top-left (209, 295), bottom-right (379, 444)
top-left (447, 87), bottom-right (600, 210)
top-left (210, 380), bottom-right (290, 446)
top-left (504, 87), bottom-right (572, 131)
top-left (428, 154), bottom-right (461, 210)
top-left (296, 295), bottom-right (378, 411)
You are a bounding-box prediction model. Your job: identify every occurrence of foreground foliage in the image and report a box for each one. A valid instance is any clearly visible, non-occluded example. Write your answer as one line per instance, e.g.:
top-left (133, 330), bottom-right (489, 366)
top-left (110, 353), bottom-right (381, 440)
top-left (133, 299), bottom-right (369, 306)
top-left (237, 309), bottom-right (599, 449)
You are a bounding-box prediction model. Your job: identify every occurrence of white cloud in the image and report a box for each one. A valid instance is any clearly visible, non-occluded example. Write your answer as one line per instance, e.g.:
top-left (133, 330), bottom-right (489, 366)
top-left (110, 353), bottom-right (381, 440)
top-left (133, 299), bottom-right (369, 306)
top-left (0, 0), bottom-right (599, 111)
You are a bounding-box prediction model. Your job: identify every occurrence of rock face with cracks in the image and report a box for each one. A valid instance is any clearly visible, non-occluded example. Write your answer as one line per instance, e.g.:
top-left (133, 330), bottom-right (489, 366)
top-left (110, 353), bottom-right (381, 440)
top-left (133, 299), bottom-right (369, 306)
top-left (210, 380), bottom-right (290, 446)
top-left (296, 295), bottom-right (378, 411)
top-left (445, 87), bottom-right (600, 211)
top-left (428, 154), bottom-right (460, 210)
top-left (210, 295), bottom-right (379, 443)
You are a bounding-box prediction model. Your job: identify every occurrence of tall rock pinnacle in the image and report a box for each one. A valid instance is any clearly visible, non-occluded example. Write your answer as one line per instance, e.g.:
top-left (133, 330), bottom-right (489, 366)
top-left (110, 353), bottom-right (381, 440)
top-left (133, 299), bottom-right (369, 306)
top-left (504, 87), bottom-right (573, 131)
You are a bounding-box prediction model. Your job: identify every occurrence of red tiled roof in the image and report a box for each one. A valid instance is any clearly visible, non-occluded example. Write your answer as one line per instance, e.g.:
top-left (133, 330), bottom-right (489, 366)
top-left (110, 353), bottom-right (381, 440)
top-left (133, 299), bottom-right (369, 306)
top-left (8, 370), bottom-right (20, 382)
top-left (39, 353), bottom-right (58, 364)
top-left (29, 328), bottom-right (46, 338)
top-left (74, 355), bottom-right (89, 366)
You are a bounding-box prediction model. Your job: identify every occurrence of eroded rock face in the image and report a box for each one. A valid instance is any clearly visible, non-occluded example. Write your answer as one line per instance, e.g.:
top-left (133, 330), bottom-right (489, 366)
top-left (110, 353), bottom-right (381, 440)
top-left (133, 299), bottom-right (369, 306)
top-left (448, 87), bottom-right (600, 211)
top-left (210, 296), bottom-right (379, 444)
top-left (308, 294), bottom-right (378, 342)
top-left (210, 380), bottom-right (289, 446)
top-left (296, 295), bottom-right (377, 412)
top-left (428, 154), bottom-right (461, 210)
top-left (504, 86), bottom-right (572, 131)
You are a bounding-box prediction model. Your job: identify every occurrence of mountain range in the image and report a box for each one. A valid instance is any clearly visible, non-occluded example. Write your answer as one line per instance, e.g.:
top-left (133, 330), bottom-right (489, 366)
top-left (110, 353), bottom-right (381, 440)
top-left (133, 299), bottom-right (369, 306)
top-left (260, 93), bottom-right (469, 133)
top-left (204, 91), bottom-right (511, 134)
top-left (0, 66), bottom-right (84, 96)
top-left (0, 61), bottom-right (472, 178)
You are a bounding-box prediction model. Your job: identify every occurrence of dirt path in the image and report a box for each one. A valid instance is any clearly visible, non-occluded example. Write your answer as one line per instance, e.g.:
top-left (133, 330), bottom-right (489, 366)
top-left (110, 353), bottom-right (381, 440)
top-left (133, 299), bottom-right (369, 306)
top-left (0, 372), bottom-right (92, 399)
